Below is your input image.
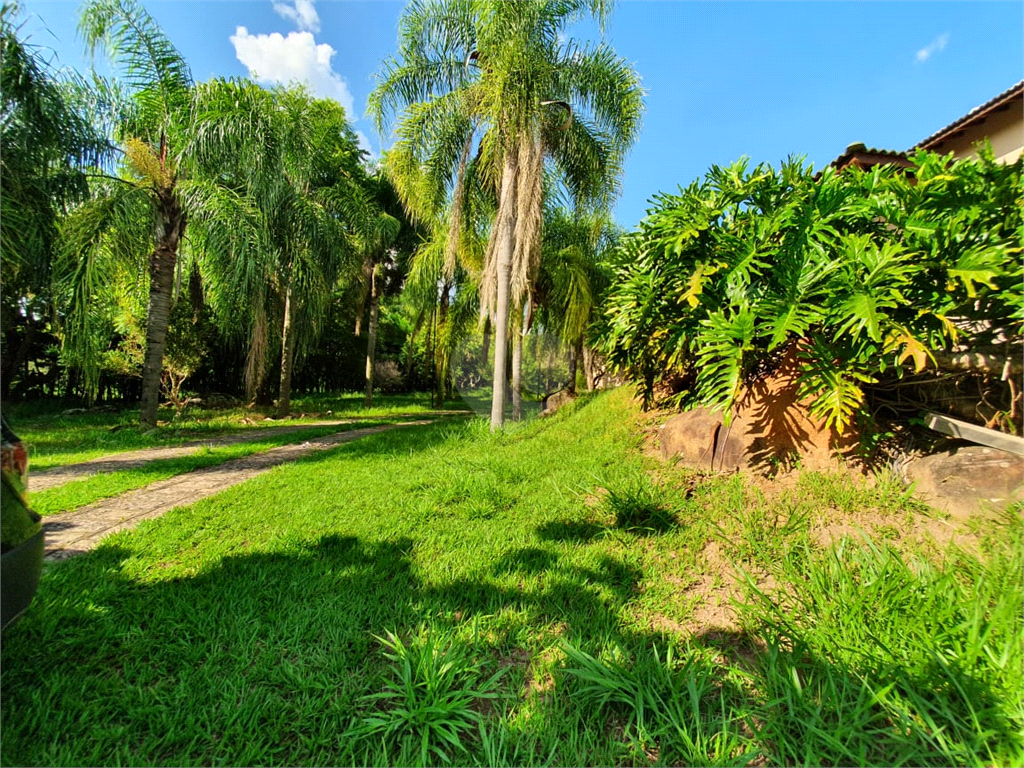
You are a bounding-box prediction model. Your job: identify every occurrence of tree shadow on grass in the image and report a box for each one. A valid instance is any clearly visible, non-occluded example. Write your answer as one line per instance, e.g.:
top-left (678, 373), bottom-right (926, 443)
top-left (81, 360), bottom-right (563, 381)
top-left (1, 528), bottom-right (663, 765)
top-left (535, 504), bottom-right (680, 542)
top-left (534, 520), bottom-right (605, 543)
top-left (1, 525), bottom-right (1015, 768)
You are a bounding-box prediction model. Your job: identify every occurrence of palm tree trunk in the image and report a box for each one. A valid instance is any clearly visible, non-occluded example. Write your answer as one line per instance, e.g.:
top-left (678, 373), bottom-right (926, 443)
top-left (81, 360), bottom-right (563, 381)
top-left (245, 298), bottom-right (270, 404)
top-left (490, 153), bottom-right (518, 431)
top-left (354, 255), bottom-right (372, 337)
top-left (434, 282), bottom-right (450, 408)
top-left (480, 316), bottom-right (491, 369)
top-left (139, 196), bottom-right (186, 428)
top-left (276, 280), bottom-right (298, 418)
top-left (584, 345), bottom-right (596, 391)
top-left (568, 338), bottom-right (581, 395)
top-left (364, 262), bottom-right (380, 407)
top-left (426, 303), bottom-right (435, 398)
top-left (511, 326), bottom-right (524, 421)
top-left (405, 309), bottom-right (425, 378)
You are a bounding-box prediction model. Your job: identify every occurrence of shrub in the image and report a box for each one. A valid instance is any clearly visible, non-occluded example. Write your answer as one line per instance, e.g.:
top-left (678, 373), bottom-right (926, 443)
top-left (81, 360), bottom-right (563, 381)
top-left (373, 359), bottom-right (405, 393)
top-left (598, 148), bottom-right (1023, 432)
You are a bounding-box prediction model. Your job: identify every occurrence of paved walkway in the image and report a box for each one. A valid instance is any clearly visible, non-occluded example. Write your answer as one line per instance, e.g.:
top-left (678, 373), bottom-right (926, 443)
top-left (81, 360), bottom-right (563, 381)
top-left (31, 421), bottom-right (357, 492)
top-left (42, 420), bottom-right (431, 561)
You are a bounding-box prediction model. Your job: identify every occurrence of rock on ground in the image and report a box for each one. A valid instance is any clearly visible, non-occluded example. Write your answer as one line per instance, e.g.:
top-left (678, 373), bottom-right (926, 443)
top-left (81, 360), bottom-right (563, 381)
top-left (541, 390), bottom-right (577, 417)
top-left (659, 352), bottom-right (857, 473)
top-left (905, 444), bottom-right (1023, 520)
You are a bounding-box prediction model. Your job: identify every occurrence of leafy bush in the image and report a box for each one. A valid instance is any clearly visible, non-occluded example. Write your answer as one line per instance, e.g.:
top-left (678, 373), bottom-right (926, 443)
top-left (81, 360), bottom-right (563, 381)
top-left (598, 148), bottom-right (1023, 431)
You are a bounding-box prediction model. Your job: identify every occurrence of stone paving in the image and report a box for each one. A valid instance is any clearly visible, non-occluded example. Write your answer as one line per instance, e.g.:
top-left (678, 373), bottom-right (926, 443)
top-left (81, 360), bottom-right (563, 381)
top-left (42, 420), bottom-right (431, 561)
top-left (30, 420), bottom-right (356, 492)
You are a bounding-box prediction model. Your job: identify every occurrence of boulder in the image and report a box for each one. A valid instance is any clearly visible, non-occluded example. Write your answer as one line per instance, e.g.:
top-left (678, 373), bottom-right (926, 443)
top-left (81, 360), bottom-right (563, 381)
top-left (659, 351), bottom-right (857, 473)
top-left (541, 390), bottom-right (577, 417)
top-left (659, 409), bottom-right (723, 469)
top-left (905, 444), bottom-right (1023, 519)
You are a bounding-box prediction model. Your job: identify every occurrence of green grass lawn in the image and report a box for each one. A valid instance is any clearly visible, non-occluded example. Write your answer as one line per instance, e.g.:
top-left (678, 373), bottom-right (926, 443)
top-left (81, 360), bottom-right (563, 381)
top-left (7, 392), bottom-right (464, 472)
top-left (30, 422), bottom-right (389, 516)
top-left (1, 389), bottom-right (1020, 767)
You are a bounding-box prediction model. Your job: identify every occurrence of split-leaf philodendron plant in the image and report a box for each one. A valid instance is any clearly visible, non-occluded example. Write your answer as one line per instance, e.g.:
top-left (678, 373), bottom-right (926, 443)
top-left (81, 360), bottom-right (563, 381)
top-left (599, 148), bottom-right (1023, 433)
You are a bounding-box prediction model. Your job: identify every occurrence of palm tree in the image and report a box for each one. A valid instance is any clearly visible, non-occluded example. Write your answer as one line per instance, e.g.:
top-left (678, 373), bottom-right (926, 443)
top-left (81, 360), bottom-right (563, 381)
top-left (400, 205), bottom-right (486, 408)
top-left (64, 0), bottom-right (194, 427)
top-left (353, 171), bottom-right (407, 408)
top-left (535, 206), bottom-right (616, 394)
top-left (186, 80), bottom-right (368, 417)
top-left (370, 0), bottom-right (643, 429)
top-left (383, 141), bottom-right (490, 408)
top-left (0, 1), bottom-right (109, 397)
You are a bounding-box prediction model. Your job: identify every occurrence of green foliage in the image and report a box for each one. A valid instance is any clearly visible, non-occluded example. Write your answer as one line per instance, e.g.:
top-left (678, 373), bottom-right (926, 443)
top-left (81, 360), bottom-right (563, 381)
top-left (0, 2), bottom-right (107, 284)
top-left (736, 519), bottom-right (1024, 766)
top-left (599, 150), bottom-right (1023, 430)
top-left (349, 627), bottom-right (504, 765)
top-left (1, 390), bottom-right (1021, 765)
top-left (0, 1), bottom-right (111, 397)
top-left (100, 299), bottom-right (217, 407)
top-left (561, 643), bottom-right (752, 766)
top-left (372, 0), bottom-right (644, 426)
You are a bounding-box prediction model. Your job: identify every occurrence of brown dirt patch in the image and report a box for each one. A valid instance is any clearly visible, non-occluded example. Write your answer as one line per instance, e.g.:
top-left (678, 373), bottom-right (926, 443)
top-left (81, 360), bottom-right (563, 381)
top-left (808, 505), bottom-right (982, 559)
top-left (651, 540), bottom-right (782, 641)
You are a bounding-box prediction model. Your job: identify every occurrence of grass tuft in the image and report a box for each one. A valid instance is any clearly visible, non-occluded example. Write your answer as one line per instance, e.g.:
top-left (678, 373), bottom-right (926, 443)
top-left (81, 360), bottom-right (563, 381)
top-left (347, 627), bottom-right (504, 765)
top-left (602, 473), bottom-right (678, 533)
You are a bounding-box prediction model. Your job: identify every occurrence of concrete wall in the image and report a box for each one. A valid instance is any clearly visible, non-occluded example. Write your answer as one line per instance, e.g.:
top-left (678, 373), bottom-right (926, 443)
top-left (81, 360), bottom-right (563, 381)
top-left (927, 99), bottom-right (1023, 164)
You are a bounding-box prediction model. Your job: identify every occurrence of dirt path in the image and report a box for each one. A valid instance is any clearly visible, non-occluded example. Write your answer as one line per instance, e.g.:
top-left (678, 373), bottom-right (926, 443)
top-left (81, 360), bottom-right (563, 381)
top-left (32, 411), bottom-right (470, 492)
top-left (42, 420), bottom-right (431, 561)
top-left (30, 420), bottom-right (362, 492)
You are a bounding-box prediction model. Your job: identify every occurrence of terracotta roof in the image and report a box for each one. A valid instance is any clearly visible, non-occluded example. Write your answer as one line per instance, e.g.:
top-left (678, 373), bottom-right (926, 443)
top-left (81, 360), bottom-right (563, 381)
top-left (828, 143), bottom-right (912, 171)
top-left (915, 80), bottom-right (1024, 150)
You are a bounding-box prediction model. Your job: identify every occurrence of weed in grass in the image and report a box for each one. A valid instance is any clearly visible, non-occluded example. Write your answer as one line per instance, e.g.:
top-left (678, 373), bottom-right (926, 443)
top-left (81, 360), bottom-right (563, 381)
top-left (796, 468), bottom-right (925, 517)
top-left (719, 497), bottom-right (812, 567)
top-left (348, 627), bottom-right (504, 765)
top-left (602, 473), bottom-right (678, 533)
top-left (737, 517), bottom-right (1024, 767)
top-left (475, 720), bottom-right (553, 767)
top-left (560, 641), bottom-right (755, 766)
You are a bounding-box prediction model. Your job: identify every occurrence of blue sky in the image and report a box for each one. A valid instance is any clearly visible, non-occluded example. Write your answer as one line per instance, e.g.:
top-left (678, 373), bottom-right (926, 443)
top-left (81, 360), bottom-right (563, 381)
top-left (19, 0), bottom-right (1024, 228)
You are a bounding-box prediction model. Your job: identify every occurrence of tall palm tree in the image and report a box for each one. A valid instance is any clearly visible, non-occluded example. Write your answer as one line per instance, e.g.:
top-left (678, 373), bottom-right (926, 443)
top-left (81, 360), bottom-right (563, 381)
top-left (65, 0), bottom-right (194, 427)
top-left (535, 206), bottom-right (616, 394)
top-left (400, 203), bottom-right (486, 408)
top-left (383, 142), bottom-right (490, 408)
top-left (0, 1), bottom-right (109, 397)
top-left (186, 80), bottom-right (368, 417)
top-left (353, 171), bottom-right (407, 408)
top-left (370, 0), bottom-right (643, 429)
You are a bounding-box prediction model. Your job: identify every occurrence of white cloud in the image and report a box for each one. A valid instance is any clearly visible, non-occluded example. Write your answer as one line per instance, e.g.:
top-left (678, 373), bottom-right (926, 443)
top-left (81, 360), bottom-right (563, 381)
top-left (231, 26), bottom-right (355, 116)
top-left (916, 33), bottom-right (949, 62)
top-left (354, 130), bottom-right (376, 159)
top-left (272, 0), bottom-right (320, 33)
